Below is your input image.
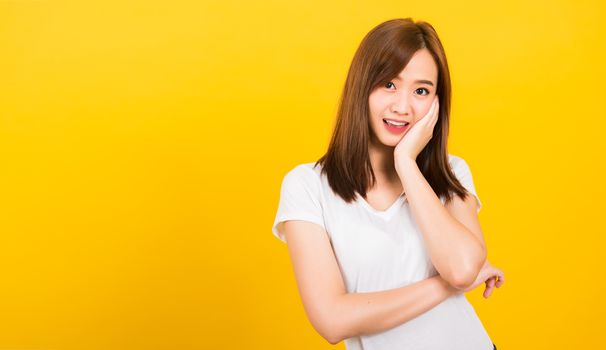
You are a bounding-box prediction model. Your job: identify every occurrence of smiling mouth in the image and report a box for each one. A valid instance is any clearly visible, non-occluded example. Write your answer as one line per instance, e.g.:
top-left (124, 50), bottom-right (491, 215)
top-left (383, 118), bottom-right (410, 127)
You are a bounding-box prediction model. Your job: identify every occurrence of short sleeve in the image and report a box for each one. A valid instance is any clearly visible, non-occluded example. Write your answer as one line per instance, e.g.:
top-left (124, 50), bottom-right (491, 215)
top-left (451, 156), bottom-right (483, 213)
top-left (272, 165), bottom-right (326, 244)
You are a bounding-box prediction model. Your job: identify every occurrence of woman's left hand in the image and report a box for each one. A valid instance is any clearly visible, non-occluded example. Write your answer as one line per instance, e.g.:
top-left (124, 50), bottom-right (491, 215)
top-left (394, 96), bottom-right (440, 172)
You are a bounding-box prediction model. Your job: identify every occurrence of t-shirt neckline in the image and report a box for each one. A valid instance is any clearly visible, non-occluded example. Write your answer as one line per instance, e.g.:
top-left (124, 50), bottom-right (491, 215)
top-left (355, 190), bottom-right (406, 219)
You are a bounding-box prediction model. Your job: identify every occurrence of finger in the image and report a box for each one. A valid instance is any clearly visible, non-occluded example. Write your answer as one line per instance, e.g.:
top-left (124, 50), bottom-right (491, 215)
top-left (425, 97), bottom-right (437, 119)
top-left (488, 276), bottom-right (496, 286)
top-left (495, 269), bottom-right (504, 284)
top-left (433, 98), bottom-right (439, 117)
top-left (483, 283), bottom-right (494, 298)
top-left (486, 276), bottom-right (496, 291)
top-left (488, 277), bottom-right (497, 296)
top-left (482, 278), bottom-right (492, 298)
top-left (431, 99), bottom-right (440, 126)
top-left (423, 99), bottom-right (438, 128)
top-left (431, 102), bottom-right (440, 127)
top-left (496, 271), bottom-right (505, 288)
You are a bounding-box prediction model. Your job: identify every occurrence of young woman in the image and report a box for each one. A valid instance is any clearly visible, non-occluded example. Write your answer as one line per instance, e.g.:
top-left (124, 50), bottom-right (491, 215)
top-left (272, 18), bottom-right (505, 350)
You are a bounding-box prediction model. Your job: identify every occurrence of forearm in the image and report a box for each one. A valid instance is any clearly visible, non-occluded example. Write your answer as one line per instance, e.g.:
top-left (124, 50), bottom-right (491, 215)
top-left (396, 158), bottom-right (485, 286)
top-left (330, 275), bottom-right (459, 343)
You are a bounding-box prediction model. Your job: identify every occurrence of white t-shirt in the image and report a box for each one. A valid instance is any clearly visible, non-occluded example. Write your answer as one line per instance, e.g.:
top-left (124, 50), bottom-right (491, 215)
top-left (272, 154), bottom-right (494, 350)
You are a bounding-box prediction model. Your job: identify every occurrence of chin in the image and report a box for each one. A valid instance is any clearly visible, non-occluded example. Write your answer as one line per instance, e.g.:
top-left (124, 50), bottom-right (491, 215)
top-left (377, 135), bottom-right (401, 148)
top-left (371, 125), bottom-right (405, 148)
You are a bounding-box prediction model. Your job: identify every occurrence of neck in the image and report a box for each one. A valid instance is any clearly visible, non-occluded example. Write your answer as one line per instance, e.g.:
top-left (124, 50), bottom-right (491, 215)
top-left (368, 137), bottom-right (399, 180)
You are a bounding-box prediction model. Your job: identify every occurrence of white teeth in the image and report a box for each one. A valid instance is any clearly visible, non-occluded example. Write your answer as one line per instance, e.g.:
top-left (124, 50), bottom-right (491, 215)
top-left (384, 119), bottom-right (408, 126)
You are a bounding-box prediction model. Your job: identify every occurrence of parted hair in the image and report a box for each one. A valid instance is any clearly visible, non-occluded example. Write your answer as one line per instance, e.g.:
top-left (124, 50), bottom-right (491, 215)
top-left (314, 18), bottom-right (475, 206)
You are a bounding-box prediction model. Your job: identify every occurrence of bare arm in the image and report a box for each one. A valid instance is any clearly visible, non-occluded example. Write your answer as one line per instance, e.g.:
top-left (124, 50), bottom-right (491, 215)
top-left (332, 274), bottom-right (458, 343)
top-left (282, 220), bottom-right (460, 345)
top-left (395, 158), bottom-right (486, 289)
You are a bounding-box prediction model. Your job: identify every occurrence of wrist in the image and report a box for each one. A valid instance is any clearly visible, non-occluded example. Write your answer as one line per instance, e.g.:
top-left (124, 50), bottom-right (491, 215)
top-left (395, 157), bottom-right (417, 180)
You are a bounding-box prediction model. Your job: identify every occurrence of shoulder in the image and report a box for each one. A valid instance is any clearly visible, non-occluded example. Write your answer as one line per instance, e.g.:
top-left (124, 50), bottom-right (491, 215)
top-left (447, 153), bottom-right (464, 166)
top-left (282, 162), bottom-right (324, 191)
top-left (447, 153), bottom-right (472, 172)
top-left (286, 162), bottom-right (323, 182)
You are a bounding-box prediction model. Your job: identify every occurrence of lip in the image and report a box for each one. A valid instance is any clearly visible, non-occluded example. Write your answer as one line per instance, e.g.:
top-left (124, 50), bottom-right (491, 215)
top-left (383, 118), bottom-right (410, 135)
top-left (383, 118), bottom-right (410, 124)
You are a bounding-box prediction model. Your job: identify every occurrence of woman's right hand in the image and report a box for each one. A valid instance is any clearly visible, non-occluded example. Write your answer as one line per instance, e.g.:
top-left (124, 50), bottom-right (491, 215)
top-left (460, 259), bottom-right (505, 298)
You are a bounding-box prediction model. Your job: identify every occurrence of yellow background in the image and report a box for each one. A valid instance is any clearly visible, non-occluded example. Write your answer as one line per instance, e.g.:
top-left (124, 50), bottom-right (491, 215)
top-left (0, 0), bottom-right (604, 349)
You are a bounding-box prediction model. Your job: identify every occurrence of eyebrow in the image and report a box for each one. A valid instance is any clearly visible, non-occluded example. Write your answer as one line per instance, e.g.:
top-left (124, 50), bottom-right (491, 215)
top-left (393, 76), bottom-right (435, 86)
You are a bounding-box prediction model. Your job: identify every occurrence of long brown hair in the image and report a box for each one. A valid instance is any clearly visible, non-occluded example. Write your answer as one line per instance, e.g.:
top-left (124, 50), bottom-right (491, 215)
top-left (314, 18), bottom-right (473, 206)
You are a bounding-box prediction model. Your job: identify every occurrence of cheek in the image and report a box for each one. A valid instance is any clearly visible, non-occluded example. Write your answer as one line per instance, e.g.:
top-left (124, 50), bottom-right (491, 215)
top-left (368, 103), bottom-right (378, 120)
top-left (368, 95), bottom-right (388, 117)
top-left (413, 101), bottom-right (433, 120)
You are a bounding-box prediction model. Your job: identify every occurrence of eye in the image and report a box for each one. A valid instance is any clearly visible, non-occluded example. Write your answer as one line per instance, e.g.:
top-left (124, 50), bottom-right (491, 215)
top-left (384, 82), bottom-right (396, 89)
top-left (415, 87), bottom-right (430, 95)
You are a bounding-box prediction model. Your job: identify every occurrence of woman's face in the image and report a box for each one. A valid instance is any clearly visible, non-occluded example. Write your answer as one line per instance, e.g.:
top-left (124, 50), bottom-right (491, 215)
top-left (368, 48), bottom-right (439, 147)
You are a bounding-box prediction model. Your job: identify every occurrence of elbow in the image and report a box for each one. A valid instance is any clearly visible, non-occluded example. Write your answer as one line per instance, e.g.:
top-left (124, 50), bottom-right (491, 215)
top-left (322, 296), bottom-right (355, 345)
top-left (445, 263), bottom-right (479, 290)
top-left (325, 309), bottom-right (348, 345)
top-left (326, 334), bottom-right (341, 346)
top-left (316, 316), bottom-right (342, 345)
top-left (450, 248), bottom-right (487, 290)
top-left (450, 271), bottom-right (477, 290)
top-left (309, 300), bottom-right (345, 345)
top-left (326, 326), bottom-right (348, 345)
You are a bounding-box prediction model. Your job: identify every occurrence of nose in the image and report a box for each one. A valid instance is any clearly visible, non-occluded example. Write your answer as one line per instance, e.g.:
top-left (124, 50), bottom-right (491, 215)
top-left (390, 91), bottom-right (411, 115)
